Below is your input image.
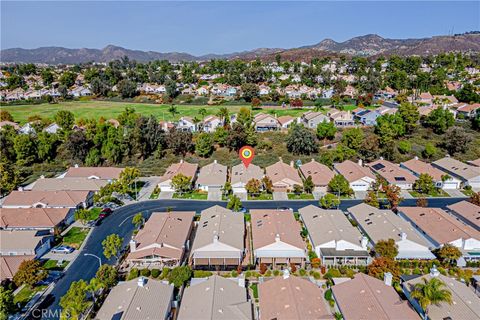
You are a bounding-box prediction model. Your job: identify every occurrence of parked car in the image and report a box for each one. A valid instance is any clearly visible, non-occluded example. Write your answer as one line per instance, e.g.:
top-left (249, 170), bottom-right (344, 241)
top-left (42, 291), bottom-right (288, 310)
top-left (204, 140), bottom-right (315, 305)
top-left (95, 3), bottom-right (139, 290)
top-left (99, 208), bottom-right (112, 219)
top-left (51, 245), bottom-right (74, 254)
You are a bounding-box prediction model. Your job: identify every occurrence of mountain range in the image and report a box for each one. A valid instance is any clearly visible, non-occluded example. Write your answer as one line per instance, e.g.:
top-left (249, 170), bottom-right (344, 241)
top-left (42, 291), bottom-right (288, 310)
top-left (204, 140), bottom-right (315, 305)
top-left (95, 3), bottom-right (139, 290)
top-left (2, 33), bottom-right (479, 64)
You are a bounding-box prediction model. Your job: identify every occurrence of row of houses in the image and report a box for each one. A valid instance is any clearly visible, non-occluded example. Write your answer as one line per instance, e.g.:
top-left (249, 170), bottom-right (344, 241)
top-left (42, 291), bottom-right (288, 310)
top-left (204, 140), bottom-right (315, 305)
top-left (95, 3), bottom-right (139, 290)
top-left (0, 166), bottom-right (123, 282)
top-left (0, 85), bottom-right (92, 101)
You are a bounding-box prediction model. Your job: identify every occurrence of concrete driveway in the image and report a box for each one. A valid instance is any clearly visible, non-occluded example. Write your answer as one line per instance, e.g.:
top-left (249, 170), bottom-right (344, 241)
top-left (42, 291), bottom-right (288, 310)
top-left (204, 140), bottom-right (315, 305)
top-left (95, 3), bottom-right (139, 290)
top-left (444, 189), bottom-right (467, 198)
top-left (234, 191), bottom-right (248, 201)
top-left (354, 191), bottom-right (367, 200)
top-left (158, 191), bottom-right (174, 199)
top-left (208, 187), bottom-right (223, 201)
top-left (400, 190), bottom-right (414, 199)
top-left (273, 192), bottom-right (288, 200)
top-left (42, 250), bottom-right (78, 262)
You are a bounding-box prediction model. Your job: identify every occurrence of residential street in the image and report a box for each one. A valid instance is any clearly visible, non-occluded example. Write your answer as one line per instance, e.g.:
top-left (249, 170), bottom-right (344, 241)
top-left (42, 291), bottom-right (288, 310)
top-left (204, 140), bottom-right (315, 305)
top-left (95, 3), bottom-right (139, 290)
top-left (33, 197), bottom-right (465, 319)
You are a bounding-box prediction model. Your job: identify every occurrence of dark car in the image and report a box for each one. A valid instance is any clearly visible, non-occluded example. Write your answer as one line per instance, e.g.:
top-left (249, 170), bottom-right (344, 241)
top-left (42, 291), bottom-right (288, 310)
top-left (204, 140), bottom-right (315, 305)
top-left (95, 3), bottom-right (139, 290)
top-left (99, 208), bottom-right (113, 219)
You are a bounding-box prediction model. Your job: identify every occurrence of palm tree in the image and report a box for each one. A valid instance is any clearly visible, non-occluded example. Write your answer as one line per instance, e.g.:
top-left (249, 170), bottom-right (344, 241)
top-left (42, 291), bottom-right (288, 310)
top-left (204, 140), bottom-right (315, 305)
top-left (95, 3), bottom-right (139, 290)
top-left (216, 107), bottom-right (230, 127)
top-left (192, 116), bottom-right (201, 131)
top-left (198, 108), bottom-right (207, 119)
top-left (168, 105), bottom-right (178, 120)
top-left (410, 277), bottom-right (452, 320)
top-left (88, 278), bottom-right (105, 303)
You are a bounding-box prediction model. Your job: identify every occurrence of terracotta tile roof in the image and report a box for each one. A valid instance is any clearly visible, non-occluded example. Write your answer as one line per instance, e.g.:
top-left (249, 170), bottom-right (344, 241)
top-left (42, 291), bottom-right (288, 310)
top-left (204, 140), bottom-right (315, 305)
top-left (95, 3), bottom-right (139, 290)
top-left (367, 159), bottom-right (417, 184)
top-left (197, 161), bottom-right (227, 187)
top-left (447, 201), bottom-right (480, 229)
top-left (0, 255), bottom-right (35, 281)
top-left (0, 121), bottom-right (20, 130)
top-left (334, 160), bottom-right (375, 183)
top-left (332, 273), bottom-right (419, 320)
top-left (0, 208), bottom-right (70, 229)
top-left (0, 230), bottom-right (46, 253)
top-left (127, 211), bottom-right (194, 261)
top-left (265, 160), bottom-right (302, 186)
top-left (468, 158), bottom-right (480, 167)
top-left (277, 115), bottom-right (294, 126)
top-left (2, 190), bottom-right (90, 208)
top-left (258, 276), bottom-right (332, 320)
top-left (250, 209), bottom-right (304, 250)
top-left (433, 157), bottom-right (480, 180)
top-left (399, 207), bottom-right (480, 245)
top-left (159, 161), bottom-right (198, 183)
top-left (230, 163), bottom-right (264, 186)
top-left (31, 177), bottom-right (108, 192)
top-left (401, 158), bottom-right (446, 181)
top-left (458, 103), bottom-right (480, 113)
top-left (299, 159), bottom-right (335, 186)
top-left (64, 166), bottom-right (123, 180)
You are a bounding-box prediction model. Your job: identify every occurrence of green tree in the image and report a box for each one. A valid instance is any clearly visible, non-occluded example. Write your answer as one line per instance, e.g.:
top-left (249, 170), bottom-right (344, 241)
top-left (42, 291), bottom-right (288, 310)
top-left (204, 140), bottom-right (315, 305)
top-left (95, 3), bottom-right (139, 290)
top-left (367, 257), bottom-right (401, 282)
top-left (316, 120), bottom-right (337, 143)
top-left (132, 213), bottom-right (144, 229)
top-left (341, 128), bottom-right (364, 151)
top-left (398, 102), bottom-right (420, 134)
top-left (37, 132), bottom-right (59, 162)
top-left (0, 287), bottom-right (15, 320)
top-left (168, 266), bottom-right (192, 288)
top-left (168, 105), bottom-right (178, 119)
top-left (328, 174), bottom-right (352, 196)
top-left (410, 277), bottom-right (453, 320)
top-left (364, 190), bottom-right (379, 208)
top-left (95, 264), bottom-right (118, 288)
top-left (245, 178), bottom-right (261, 195)
top-left (413, 173), bottom-right (435, 195)
top-left (117, 79), bottom-right (138, 98)
top-left (262, 176), bottom-right (273, 193)
top-left (216, 107), bottom-right (230, 127)
top-left (74, 208), bottom-right (90, 226)
top-left (319, 193), bottom-right (340, 209)
top-left (0, 162), bottom-right (19, 196)
top-left (375, 114), bottom-right (406, 146)
top-left (303, 175), bottom-right (314, 194)
top-left (59, 280), bottom-right (89, 320)
top-left (423, 143), bottom-right (437, 159)
top-left (0, 110), bottom-right (14, 122)
top-left (13, 134), bottom-right (37, 165)
top-left (384, 184), bottom-right (403, 209)
top-left (171, 173), bottom-right (192, 193)
top-left (195, 133), bottom-right (214, 157)
top-left (59, 71), bottom-right (76, 88)
top-left (54, 110), bottom-right (75, 131)
top-left (397, 140), bottom-right (411, 154)
top-left (87, 278), bottom-right (104, 303)
top-left (444, 127), bottom-right (472, 155)
top-left (240, 83), bottom-right (259, 102)
top-left (13, 259), bottom-right (46, 288)
top-left (222, 181), bottom-right (232, 196)
top-left (293, 184), bottom-right (303, 195)
top-left (374, 239), bottom-right (399, 259)
top-left (41, 69), bottom-right (55, 86)
top-left (425, 108), bottom-right (454, 134)
top-left (435, 244), bottom-right (462, 266)
top-left (102, 234), bottom-right (123, 260)
top-left (286, 124), bottom-right (318, 155)
top-left (227, 195), bottom-right (242, 212)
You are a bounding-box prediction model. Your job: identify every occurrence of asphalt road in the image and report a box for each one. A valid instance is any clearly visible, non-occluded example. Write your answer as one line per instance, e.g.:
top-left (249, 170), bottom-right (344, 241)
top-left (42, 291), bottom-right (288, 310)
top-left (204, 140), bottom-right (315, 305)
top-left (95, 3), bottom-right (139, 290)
top-left (32, 197), bottom-right (465, 319)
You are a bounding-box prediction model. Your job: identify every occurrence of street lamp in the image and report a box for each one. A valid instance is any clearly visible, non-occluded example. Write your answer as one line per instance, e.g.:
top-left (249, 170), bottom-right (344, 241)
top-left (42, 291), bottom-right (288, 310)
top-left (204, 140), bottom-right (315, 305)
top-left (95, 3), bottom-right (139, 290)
top-left (84, 253), bottom-right (102, 269)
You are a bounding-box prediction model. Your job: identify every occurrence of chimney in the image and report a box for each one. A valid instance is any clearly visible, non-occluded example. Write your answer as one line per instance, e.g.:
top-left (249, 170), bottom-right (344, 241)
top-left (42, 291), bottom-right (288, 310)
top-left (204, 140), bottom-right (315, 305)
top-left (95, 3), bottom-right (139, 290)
top-left (18, 186), bottom-right (24, 191)
top-left (275, 234), bottom-right (280, 242)
top-left (446, 154), bottom-right (451, 158)
top-left (290, 161), bottom-right (294, 168)
top-left (214, 160), bottom-right (217, 164)
top-left (180, 159), bottom-right (184, 163)
top-left (400, 232), bottom-right (407, 241)
top-left (213, 234), bottom-right (219, 243)
top-left (358, 159), bottom-right (363, 167)
top-left (430, 265), bottom-right (440, 277)
top-left (361, 236), bottom-right (368, 250)
top-left (283, 268), bottom-right (290, 279)
top-left (379, 157), bottom-right (384, 161)
top-left (74, 164), bottom-right (79, 168)
top-left (414, 156), bottom-right (419, 160)
top-left (129, 239), bottom-right (137, 252)
top-left (40, 175), bottom-right (45, 179)
top-left (383, 272), bottom-right (392, 286)
top-left (238, 275), bottom-right (245, 288)
top-left (137, 276), bottom-right (147, 287)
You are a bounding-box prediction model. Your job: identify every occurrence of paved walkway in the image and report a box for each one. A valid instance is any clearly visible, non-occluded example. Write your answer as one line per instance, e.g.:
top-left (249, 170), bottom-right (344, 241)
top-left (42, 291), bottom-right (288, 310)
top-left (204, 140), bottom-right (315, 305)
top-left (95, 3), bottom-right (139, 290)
top-left (137, 176), bottom-right (161, 201)
top-left (273, 192), bottom-right (288, 200)
top-left (445, 189), bottom-right (467, 198)
top-left (158, 191), bottom-right (174, 199)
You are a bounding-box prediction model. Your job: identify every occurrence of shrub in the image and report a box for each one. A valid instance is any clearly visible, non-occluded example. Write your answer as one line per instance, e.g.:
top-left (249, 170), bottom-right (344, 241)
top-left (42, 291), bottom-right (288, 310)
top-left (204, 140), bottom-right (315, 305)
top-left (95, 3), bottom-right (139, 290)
top-left (151, 269), bottom-right (160, 278)
top-left (311, 257), bottom-right (321, 268)
top-left (231, 270), bottom-right (238, 278)
top-left (299, 269), bottom-right (307, 276)
top-left (265, 270), bottom-right (272, 277)
top-left (273, 270), bottom-right (280, 276)
top-left (194, 270), bottom-right (213, 278)
top-left (313, 271), bottom-right (321, 279)
top-left (127, 268), bottom-right (139, 280)
top-left (160, 267), bottom-right (170, 280)
top-left (140, 269), bottom-right (151, 277)
top-left (259, 263), bottom-right (267, 275)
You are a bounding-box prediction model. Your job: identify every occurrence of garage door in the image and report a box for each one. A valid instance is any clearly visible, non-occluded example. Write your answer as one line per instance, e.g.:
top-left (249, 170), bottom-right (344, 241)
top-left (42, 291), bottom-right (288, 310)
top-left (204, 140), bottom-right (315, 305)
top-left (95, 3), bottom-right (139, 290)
top-left (442, 182), bottom-right (458, 190)
top-left (351, 184), bottom-right (369, 191)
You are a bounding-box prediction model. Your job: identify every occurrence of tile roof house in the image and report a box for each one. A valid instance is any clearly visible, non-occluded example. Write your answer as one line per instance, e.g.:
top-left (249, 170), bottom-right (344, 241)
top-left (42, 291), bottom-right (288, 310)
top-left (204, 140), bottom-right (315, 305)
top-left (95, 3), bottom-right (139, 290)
top-left (190, 206), bottom-right (245, 267)
top-left (202, 115), bottom-right (223, 133)
top-left (328, 110), bottom-right (355, 127)
top-left (230, 163), bottom-right (264, 195)
top-left (368, 159), bottom-right (417, 189)
top-left (457, 103), bottom-right (480, 118)
top-left (196, 160), bottom-right (228, 192)
top-left (469, 158), bottom-right (480, 167)
top-left (258, 274), bottom-right (332, 320)
top-left (355, 109), bottom-right (382, 126)
top-left (400, 157), bottom-right (461, 190)
top-left (0, 208), bottom-right (74, 233)
top-left (300, 111), bottom-right (330, 129)
top-left (334, 160), bottom-right (376, 191)
top-left (2, 190), bottom-right (92, 209)
top-left (30, 177), bottom-right (108, 192)
top-left (447, 201), bottom-right (480, 232)
top-left (299, 159), bottom-right (335, 192)
top-left (127, 211), bottom-right (194, 268)
top-left (158, 160), bottom-right (198, 192)
top-left (265, 160), bottom-right (302, 192)
top-left (253, 113), bottom-right (280, 132)
top-left (299, 205), bottom-right (370, 266)
top-left (0, 230), bottom-right (52, 257)
top-left (277, 115), bottom-right (295, 129)
top-left (96, 277), bottom-right (174, 320)
top-left (332, 273), bottom-right (419, 320)
top-left (178, 275), bottom-right (252, 320)
top-left (0, 121), bottom-right (20, 131)
top-left (398, 207), bottom-right (480, 260)
top-left (403, 268), bottom-right (480, 320)
top-left (0, 255), bottom-right (35, 282)
top-left (250, 209), bottom-right (306, 267)
top-left (63, 166), bottom-right (123, 180)
top-left (348, 203), bottom-right (436, 260)
top-left (433, 157), bottom-right (480, 189)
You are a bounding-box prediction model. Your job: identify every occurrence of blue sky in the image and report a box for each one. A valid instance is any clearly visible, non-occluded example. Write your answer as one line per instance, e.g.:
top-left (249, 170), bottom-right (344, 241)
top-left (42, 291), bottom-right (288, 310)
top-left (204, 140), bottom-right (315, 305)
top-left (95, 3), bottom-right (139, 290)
top-left (1, 1), bottom-right (479, 55)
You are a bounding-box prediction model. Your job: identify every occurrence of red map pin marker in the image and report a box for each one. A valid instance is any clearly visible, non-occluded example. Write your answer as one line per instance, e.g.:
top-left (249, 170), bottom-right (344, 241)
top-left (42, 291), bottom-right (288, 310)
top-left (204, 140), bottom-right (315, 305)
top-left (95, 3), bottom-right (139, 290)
top-left (239, 146), bottom-right (255, 168)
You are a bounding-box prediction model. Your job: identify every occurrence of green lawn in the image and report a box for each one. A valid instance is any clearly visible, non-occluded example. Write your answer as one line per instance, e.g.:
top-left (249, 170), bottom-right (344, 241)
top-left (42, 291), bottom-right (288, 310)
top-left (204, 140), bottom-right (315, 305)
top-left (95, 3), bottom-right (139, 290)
top-left (61, 227), bottom-right (89, 249)
top-left (85, 207), bottom-right (101, 221)
top-left (14, 285), bottom-right (47, 308)
top-left (127, 181), bottom-right (146, 199)
top-left (409, 189), bottom-right (450, 198)
top-left (2, 100), bottom-right (312, 124)
top-left (173, 191), bottom-right (208, 200)
top-left (248, 193), bottom-right (273, 200)
top-left (287, 193), bottom-right (315, 200)
top-left (43, 259), bottom-right (69, 271)
top-left (250, 283), bottom-right (259, 299)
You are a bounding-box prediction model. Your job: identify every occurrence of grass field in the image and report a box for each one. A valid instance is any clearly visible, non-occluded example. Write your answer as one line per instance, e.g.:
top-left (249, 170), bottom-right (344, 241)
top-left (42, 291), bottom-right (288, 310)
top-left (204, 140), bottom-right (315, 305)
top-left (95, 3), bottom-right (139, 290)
top-left (3, 100), bottom-right (317, 124)
top-left (62, 227), bottom-right (89, 249)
